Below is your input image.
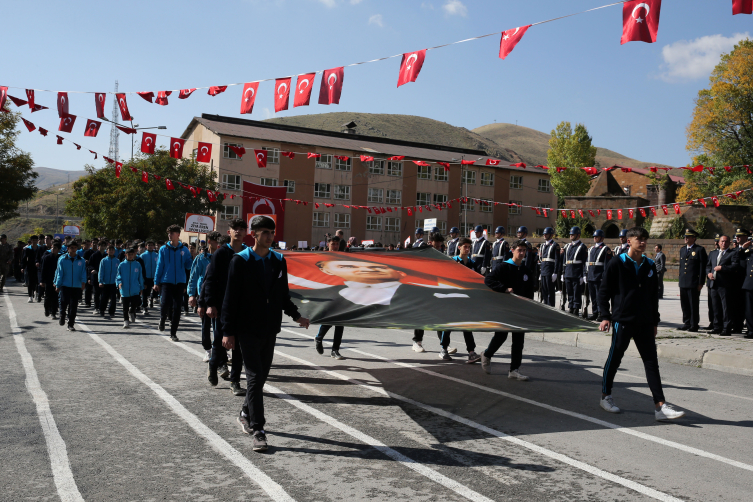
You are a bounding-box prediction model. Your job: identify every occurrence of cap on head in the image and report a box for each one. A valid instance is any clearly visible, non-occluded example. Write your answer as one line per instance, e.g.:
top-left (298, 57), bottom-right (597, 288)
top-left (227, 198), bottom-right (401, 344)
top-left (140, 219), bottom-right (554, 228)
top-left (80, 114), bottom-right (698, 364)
top-left (714, 233), bottom-right (720, 242)
top-left (618, 229), bottom-right (628, 238)
top-left (593, 229), bottom-right (605, 238)
top-left (495, 226), bottom-right (505, 234)
top-left (431, 226), bottom-right (440, 233)
top-left (543, 227), bottom-right (554, 235)
top-left (735, 228), bottom-right (750, 237)
top-left (450, 227), bottom-right (459, 234)
top-left (517, 226), bottom-right (528, 234)
top-left (415, 228), bottom-right (424, 235)
top-left (474, 225), bottom-right (484, 232)
top-left (685, 228), bottom-right (699, 238)
top-left (569, 226), bottom-right (581, 235)
top-left (0, 234), bottom-right (6, 239)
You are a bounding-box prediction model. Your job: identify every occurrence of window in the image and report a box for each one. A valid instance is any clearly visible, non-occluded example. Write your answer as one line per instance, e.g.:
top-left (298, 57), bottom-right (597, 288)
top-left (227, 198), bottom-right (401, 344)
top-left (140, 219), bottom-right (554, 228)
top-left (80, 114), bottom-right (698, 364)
top-left (415, 219), bottom-right (424, 230)
top-left (313, 212), bottom-right (330, 227)
top-left (368, 188), bottom-right (383, 203)
top-left (433, 194), bottom-right (448, 205)
top-left (260, 178), bottom-right (277, 187)
top-left (335, 156), bottom-right (352, 171)
top-left (462, 170), bottom-right (476, 185)
top-left (220, 205), bottom-right (240, 220)
top-left (367, 216), bottom-right (382, 230)
top-left (416, 192), bottom-right (430, 205)
top-left (221, 174), bottom-right (241, 190)
top-left (262, 147), bottom-right (280, 164)
top-left (417, 165), bottom-right (431, 180)
top-left (334, 213), bottom-right (351, 228)
top-left (510, 175), bottom-right (523, 189)
top-left (283, 179), bottom-right (295, 193)
top-left (223, 143), bottom-right (243, 159)
top-left (509, 200), bottom-right (522, 215)
top-left (333, 184), bottom-right (351, 200)
top-left (437, 220), bottom-right (447, 234)
top-left (315, 154), bottom-right (333, 169)
top-left (481, 172), bottom-right (494, 186)
top-left (386, 190), bottom-right (401, 204)
top-left (647, 184), bottom-right (659, 194)
top-left (460, 222), bottom-right (474, 236)
top-left (537, 178), bottom-right (551, 192)
top-left (537, 203), bottom-right (551, 217)
top-left (434, 166), bottom-right (448, 182)
top-left (369, 160), bottom-right (385, 175)
top-left (479, 199), bottom-right (493, 213)
top-left (191, 148), bottom-right (198, 159)
top-left (385, 217), bottom-right (400, 232)
top-left (623, 186), bottom-right (632, 196)
top-left (461, 198), bottom-right (475, 212)
top-left (387, 161), bottom-right (403, 177)
top-left (314, 183), bottom-right (331, 198)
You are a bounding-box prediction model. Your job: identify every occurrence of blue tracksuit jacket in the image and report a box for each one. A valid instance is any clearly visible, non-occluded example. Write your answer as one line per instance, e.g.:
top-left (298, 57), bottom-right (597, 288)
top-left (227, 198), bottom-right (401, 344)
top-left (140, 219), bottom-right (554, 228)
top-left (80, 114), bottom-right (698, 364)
top-left (54, 254), bottom-right (87, 288)
top-left (98, 256), bottom-right (120, 285)
top-left (117, 259), bottom-right (144, 297)
top-left (154, 242), bottom-right (193, 285)
top-left (140, 250), bottom-right (158, 280)
top-left (187, 251), bottom-right (212, 297)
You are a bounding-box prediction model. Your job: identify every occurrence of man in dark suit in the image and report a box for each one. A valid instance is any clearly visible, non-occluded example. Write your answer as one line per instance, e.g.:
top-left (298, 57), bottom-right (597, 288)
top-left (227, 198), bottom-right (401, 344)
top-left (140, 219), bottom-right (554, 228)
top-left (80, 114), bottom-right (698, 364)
top-left (739, 238), bottom-right (753, 339)
top-left (731, 228), bottom-right (750, 333)
top-left (706, 235), bottom-right (738, 335)
top-left (654, 244), bottom-right (666, 299)
top-left (679, 228), bottom-right (708, 332)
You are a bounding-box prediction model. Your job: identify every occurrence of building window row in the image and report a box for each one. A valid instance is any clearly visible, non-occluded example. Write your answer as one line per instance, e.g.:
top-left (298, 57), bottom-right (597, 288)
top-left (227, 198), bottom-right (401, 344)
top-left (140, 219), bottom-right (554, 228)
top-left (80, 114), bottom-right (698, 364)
top-left (223, 143), bottom-right (280, 164)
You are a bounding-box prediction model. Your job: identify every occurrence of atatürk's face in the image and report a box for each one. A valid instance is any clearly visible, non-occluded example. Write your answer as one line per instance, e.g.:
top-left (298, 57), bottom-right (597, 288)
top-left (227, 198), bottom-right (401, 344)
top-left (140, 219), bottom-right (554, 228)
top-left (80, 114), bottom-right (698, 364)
top-left (320, 261), bottom-right (402, 284)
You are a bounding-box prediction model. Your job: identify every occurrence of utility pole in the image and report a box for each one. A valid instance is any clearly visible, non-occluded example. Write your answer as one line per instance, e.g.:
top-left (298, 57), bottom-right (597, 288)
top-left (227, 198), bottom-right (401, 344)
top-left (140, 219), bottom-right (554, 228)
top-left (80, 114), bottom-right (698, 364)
top-left (108, 80), bottom-right (120, 163)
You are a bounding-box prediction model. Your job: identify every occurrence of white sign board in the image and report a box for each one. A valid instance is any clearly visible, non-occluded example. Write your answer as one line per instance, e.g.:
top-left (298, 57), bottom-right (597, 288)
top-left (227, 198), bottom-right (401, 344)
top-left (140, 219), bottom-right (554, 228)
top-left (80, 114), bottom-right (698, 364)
top-left (423, 218), bottom-right (437, 233)
top-left (362, 239), bottom-right (375, 246)
top-left (184, 213), bottom-right (216, 234)
top-left (63, 225), bottom-right (80, 235)
top-left (278, 241), bottom-right (287, 250)
top-left (298, 241), bottom-right (308, 249)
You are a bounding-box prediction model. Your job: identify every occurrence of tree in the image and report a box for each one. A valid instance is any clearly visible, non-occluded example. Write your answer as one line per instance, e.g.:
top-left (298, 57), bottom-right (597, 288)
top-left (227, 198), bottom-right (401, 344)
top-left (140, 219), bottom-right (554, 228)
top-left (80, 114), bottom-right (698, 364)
top-left (0, 105), bottom-right (38, 223)
top-left (66, 150), bottom-right (222, 239)
top-left (547, 122), bottom-right (598, 203)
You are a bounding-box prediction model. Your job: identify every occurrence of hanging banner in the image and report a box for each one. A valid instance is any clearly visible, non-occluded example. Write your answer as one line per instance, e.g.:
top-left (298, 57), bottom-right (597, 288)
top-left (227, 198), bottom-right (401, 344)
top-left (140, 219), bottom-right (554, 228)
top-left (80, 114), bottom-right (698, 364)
top-left (242, 180), bottom-right (287, 245)
top-left (62, 225), bottom-right (80, 235)
top-left (184, 213), bottom-right (216, 233)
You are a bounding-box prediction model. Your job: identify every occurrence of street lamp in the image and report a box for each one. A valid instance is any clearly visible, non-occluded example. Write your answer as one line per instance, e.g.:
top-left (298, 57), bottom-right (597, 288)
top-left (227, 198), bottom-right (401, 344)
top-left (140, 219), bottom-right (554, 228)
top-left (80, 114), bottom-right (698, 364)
top-left (452, 156), bottom-right (483, 236)
top-left (99, 116), bottom-right (166, 159)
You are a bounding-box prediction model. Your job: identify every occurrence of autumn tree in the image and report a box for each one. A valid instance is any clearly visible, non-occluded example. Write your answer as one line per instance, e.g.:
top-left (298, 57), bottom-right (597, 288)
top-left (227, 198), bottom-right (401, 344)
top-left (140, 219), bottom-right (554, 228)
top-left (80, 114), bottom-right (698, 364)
top-left (0, 104), bottom-right (38, 223)
top-left (547, 121), bottom-right (597, 202)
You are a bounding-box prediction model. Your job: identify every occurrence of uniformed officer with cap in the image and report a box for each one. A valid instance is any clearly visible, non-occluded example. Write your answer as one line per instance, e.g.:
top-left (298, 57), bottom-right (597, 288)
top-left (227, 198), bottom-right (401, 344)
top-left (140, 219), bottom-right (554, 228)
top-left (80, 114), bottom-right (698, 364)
top-left (471, 225), bottom-right (492, 274)
top-left (731, 228), bottom-right (751, 333)
top-left (538, 227), bottom-right (561, 307)
top-left (563, 226), bottom-right (588, 315)
top-left (739, 233), bottom-right (753, 338)
top-left (614, 229), bottom-right (629, 255)
top-left (678, 228), bottom-right (708, 332)
top-left (515, 226), bottom-right (537, 271)
top-left (412, 228), bottom-right (426, 248)
top-left (489, 226), bottom-right (510, 274)
top-left (446, 227), bottom-right (460, 256)
top-left (585, 229), bottom-right (612, 320)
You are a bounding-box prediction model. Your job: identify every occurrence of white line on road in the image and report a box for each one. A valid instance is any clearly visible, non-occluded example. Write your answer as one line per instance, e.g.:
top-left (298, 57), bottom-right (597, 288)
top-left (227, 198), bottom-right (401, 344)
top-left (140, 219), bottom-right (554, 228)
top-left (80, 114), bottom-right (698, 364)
top-left (3, 293), bottom-right (85, 502)
top-left (282, 327), bottom-right (753, 473)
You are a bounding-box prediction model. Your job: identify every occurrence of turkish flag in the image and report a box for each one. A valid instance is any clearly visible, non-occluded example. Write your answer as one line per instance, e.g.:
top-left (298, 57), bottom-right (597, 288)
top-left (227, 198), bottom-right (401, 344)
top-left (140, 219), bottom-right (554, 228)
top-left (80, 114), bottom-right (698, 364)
top-left (274, 77), bottom-right (291, 113)
top-left (39, 128), bottom-right (48, 136)
top-left (499, 25), bottom-right (532, 59)
top-left (142, 171), bottom-right (149, 183)
top-left (308, 153), bottom-right (321, 159)
top-left (561, 210), bottom-right (568, 218)
top-left (208, 86), bottom-right (227, 96)
top-left (116, 125), bottom-right (137, 135)
top-left (228, 145), bottom-right (246, 158)
top-left (57, 92), bottom-right (69, 117)
top-left (438, 161), bottom-right (450, 171)
top-left (207, 191), bottom-right (216, 202)
top-left (115, 93), bottom-right (132, 120)
top-left (318, 67), bottom-right (344, 105)
top-left (0, 86), bottom-right (7, 111)
top-left (461, 160), bottom-right (476, 165)
top-left (588, 210), bottom-right (596, 217)
top-left (639, 208), bottom-right (646, 217)
top-left (628, 209), bottom-right (635, 219)
top-left (413, 161), bottom-right (431, 167)
top-left (115, 164), bottom-right (122, 178)
top-left (95, 93), bottom-right (106, 118)
top-left (141, 132), bottom-right (156, 154)
top-left (170, 138), bottom-right (185, 159)
top-left (282, 151), bottom-right (295, 159)
top-left (673, 204), bottom-right (681, 214)
top-left (73, 143), bottom-right (81, 150)
top-left (389, 156), bottom-right (405, 161)
top-left (166, 179), bottom-right (175, 190)
top-left (254, 149), bottom-right (267, 168)
top-left (486, 159), bottom-right (500, 166)
top-left (89, 150), bottom-right (97, 159)
top-left (294, 73), bottom-right (316, 107)
top-left (360, 155), bottom-right (374, 162)
top-left (21, 118), bottom-right (35, 132)
top-left (156, 91), bottom-right (171, 106)
top-left (240, 82), bottom-right (259, 114)
top-left (56, 135), bottom-right (64, 145)
top-left (661, 205), bottom-right (669, 215)
top-left (570, 210), bottom-right (577, 219)
top-left (196, 142), bottom-right (212, 162)
top-left (712, 196), bottom-right (720, 207)
top-left (621, 0), bottom-right (661, 44)
top-left (700, 198), bottom-right (707, 208)
top-left (242, 180), bottom-right (287, 245)
top-left (179, 89), bottom-right (196, 99)
top-left (733, 0), bottom-right (753, 14)
top-left (84, 119), bottom-right (101, 137)
top-left (58, 114), bottom-right (76, 133)
top-left (650, 207), bottom-right (657, 216)
top-left (25, 89), bottom-right (34, 110)
top-left (578, 209), bottom-right (584, 218)
top-left (397, 49), bottom-right (426, 87)
top-left (137, 92), bottom-right (154, 103)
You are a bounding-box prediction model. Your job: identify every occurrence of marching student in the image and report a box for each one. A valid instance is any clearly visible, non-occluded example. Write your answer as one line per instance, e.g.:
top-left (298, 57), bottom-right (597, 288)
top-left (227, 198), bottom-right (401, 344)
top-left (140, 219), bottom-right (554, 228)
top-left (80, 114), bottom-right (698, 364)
top-left (54, 240), bottom-right (87, 331)
top-left (39, 241), bottom-right (62, 319)
top-left (410, 232), bottom-right (447, 353)
top-left (88, 241), bottom-right (108, 311)
top-left (140, 241), bottom-right (159, 313)
top-left (117, 247), bottom-right (144, 329)
top-left (222, 215), bottom-right (310, 452)
top-left (83, 238), bottom-right (97, 308)
top-left (189, 231), bottom-right (220, 362)
top-left (314, 236), bottom-right (347, 360)
top-left (21, 235), bottom-right (40, 302)
top-left (98, 245), bottom-right (120, 317)
top-left (439, 238), bottom-right (481, 362)
top-left (0, 234), bottom-right (12, 294)
top-left (35, 234), bottom-right (50, 302)
top-left (598, 226), bottom-right (685, 421)
top-left (153, 225), bottom-right (193, 341)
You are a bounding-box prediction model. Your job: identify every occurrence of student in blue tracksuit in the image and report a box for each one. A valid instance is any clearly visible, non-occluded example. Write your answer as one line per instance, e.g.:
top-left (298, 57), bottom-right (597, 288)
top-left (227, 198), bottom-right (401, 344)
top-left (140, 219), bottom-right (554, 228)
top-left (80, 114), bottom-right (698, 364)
top-left (140, 241), bottom-right (159, 312)
top-left (117, 247), bottom-right (144, 329)
top-left (154, 224), bottom-right (193, 341)
top-left (189, 231), bottom-right (221, 361)
top-left (98, 245), bottom-right (120, 317)
top-left (54, 240), bottom-right (87, 331)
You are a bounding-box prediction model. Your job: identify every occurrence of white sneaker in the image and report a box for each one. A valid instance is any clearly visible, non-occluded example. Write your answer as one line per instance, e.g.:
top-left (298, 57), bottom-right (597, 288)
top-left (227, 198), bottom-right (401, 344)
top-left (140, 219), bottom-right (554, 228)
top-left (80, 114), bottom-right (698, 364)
top-left (447, 347), bottom-right (457, 354)
top-left (412, 341), bottom-right (425, 353)
top-left (130, 312), bottom-right (136, 323)
top-left (438, 349), bottom-right (452, 361)
top-left (481, 353), bottom-right (491, 374)
top-left (655, 403), bottom-right (685, 421)
top-left (600, 395), bottom-right (620, 413)
top-left (508, 369), bottom-right (530, 381)
top-left (123, 320), bottom-right (129, 329)
top-left (27, 297), bottom-right (33, 303)
top-left (203, 350), bottom-right (211, 363)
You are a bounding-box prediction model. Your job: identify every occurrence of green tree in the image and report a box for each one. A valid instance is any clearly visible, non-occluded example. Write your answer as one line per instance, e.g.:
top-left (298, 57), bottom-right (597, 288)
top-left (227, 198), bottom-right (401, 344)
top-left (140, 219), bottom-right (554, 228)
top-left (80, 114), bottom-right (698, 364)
top-left (66, 150), bottom-right (222, 239)
top-left (547, 122), bottom-right (598, 203)
top-left (0, 105), bottom-right (38, 223)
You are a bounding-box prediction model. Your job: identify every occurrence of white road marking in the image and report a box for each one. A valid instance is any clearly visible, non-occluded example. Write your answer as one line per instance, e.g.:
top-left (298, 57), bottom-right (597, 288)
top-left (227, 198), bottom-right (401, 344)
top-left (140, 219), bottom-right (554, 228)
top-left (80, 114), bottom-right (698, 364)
top-left (76, 322), bottom-right (295, 502)
top-left (282, 327), bottom-right (753, 473)
top-left (4, 293), bottom-right (85, 502)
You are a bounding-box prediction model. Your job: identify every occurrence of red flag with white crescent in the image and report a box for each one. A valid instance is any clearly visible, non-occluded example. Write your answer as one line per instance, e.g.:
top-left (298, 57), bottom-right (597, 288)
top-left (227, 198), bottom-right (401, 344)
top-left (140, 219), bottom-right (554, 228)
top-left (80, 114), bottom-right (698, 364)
top-left (588, 210), bottom-right (595, 217)
top-left (141, 132), bottom-right (156, 154)
top-left (56, 135), bottom-right (64, 145)
top-left (84, 119), bottom-right (101, 137)
top-left (308, 153), bottom-right (321, 159)
top-left (39, 127), bottom-right (48, 136)
top-left (438, 161), bottom-right (450, 171)
top-left (73, 143), bottom-right (81, 150)
top-left (628, 209), bottom-right (635, 219)
top-left (360, 155), bottom-right (374, 162)
top-left (21, 118), bottom-right (35, 132)
top-left (661, 205), bottom-right (669, 215)
top-left (486, 159), bottom-right (500, 166)
top-left (115, 164), bottom-right (122, 178)
top-left (397, 49), bottom-right (426, 87)
top-left (318, 67), bottom-right (344, 105)
top-left (254, 149), bottom-right (268, 168)
top-left (578, 209), bottom-right (584, 218)
top-left (617, 209), bottom-right (623, 219)
top-left (294, 73), bottom-right (316, 107)
top-left (561, 210), bottom-right (567, 218)
top-left (240, 82), bottom-right (259, 114)
top-left (712, 196), bottom-right (720, 207)
top-left (208, 86), bottom-right (227, 96)
top-left (228, 145), bottom-right (245, 159)
top-left (650, 207), bottom-right (657, 216)
top-left (196, 142), bottom-right (212, 163)
top-left (166, 179), bottom-right (175, 190)
top-left (25, 89), bottom-right (34, 110)
top-left (137, 92), bottom-right (154, 103)
top-left (621, 0), bottom-right (662, 44)
top-left (89, 150), bottom-right (97, 159)
top-left (57, 92), bottom-right (69, 118)
top-left (673, 203), bottom-right (681, 214)
top-left (639, 208), bottom-right (646, 217)
top-left (700, 198), bottom-right (707, 208)
top-left (282, 151), bottom-right (295, 159)
top-left (389, 156), bottom-right (405, 161)
top-left (274, 77), bottom-right (291, 113)
top-left (570, 210), bottom-right (576, 219)
top-left (58, 114), bottom-right (76, 133)
top-left (142, 171), bottom-right (149, 183)
top-left (733, 0), bottom-right (753, 14)
top-left (170, 138), bottom-right (185, 159)
top-left (115, 93), bottom-right (132, 120)
top-left (95, 93), bottom-right (106, 118)
top-left (499, 25), bottom-right (532, 59)
top-left (156, 91), bottom-right (171, 106)
top-left (179, 89), bottom-right (197, 99)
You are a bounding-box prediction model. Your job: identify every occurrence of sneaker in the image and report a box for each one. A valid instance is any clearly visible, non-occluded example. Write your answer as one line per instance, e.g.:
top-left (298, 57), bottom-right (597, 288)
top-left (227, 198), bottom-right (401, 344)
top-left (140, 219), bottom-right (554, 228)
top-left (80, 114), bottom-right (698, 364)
top-left (123, 320), bottom-right (130, 329)
top-left (438, 349), bottom-right (452, 361)
top-left (481, 352), bottom-right (491, 374)
top-left (170, 334), bottom-right (179, 342)
top-left (466, 351), bottom-right (481, 364)
top-left (412, 341), bottom-right (425, 353)
top-left (237, 414), bottom-right (253, 434)
top-left (44, 311), bottom-right (50, 317)
top-left (143, 308), bottom-right (149, 315)
top-left (158, 319), bottom-right (166, 331)
top-left (36, 295), bottom-right (42, 303)
top-left (67, 325), bottom-right (75, 332)
top-left (130, 312), bottom-right (136, 323)
top-left (447, 347), bottom-right (457, 354)
top-left (51, 314), bottom-right (58, 320)
top-left (600, 395), bottom-right (620, 413)
top-left (230, 381), bottom-right (245, 396)
top-left (203, 350), bottom-right (211, 363)
top-left (58, 317), bottom-right (65, 326)
top-left (219, 364), bottom-right (230, 380)
top-left (27, 297), bottom-right (33, 303)
top-left (655, 403), bottom-right (685, 421)
top-left (508, 369), bottom-right (529, 381)
top-left (315, 339), bottom-right (324, 355)
top-left (207, 365), bottom-right (218, 386)
top-left (331, 350), bottom-right (345, 360)
top-left (252, 430), bottom-right (268, 452)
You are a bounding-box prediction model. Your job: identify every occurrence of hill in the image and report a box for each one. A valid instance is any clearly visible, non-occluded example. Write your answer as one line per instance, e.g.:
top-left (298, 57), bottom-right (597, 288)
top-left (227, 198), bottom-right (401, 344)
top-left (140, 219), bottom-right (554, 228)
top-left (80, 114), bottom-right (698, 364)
top-left (33, 167), bottom-right (87, 189)
top-left (0, 181), bottom-right (81, 241)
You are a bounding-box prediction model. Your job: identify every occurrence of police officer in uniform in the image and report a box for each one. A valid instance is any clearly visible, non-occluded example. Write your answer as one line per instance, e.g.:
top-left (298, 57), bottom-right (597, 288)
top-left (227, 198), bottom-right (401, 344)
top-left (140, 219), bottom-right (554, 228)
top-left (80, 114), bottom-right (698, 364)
top-left (446, 227), bottom-right (460, 257)
top-left (585, 229), bottom-right (612, 320)
top-left (490, 226), bottom-right (510, 274)
top-left (739, 237), bottom-right (753, 338)
top-left (678, 228), bottom-right (708, 332)
top-left (731, 228), bottom-right (750, 333)
top-left (563, 226), bottom-right (588, 315)
top-left (412, 228), bottom-right (426, 248)
top-left (614, 229), bottom-right (629, 255)
top-left (471, 225), bottom-right (492, 274)
top-left (515, 226), bottom-right (537, 271)
top-left (538, 227), bottom-right (561, 307)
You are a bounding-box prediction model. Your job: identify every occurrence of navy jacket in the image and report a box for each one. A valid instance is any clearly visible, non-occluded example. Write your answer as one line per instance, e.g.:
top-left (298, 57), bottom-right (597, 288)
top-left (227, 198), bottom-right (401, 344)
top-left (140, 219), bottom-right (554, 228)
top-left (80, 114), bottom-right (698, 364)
top-left (484, 259), bottom-right (535, 300)
top-left (452, 255), bottom-right (482, 274)
top-left (563, 241), bottom-right (588, 279)
top-left (40, 252), bottom-right (61, 285)
top-left (490, 239), bottom-right (511, 273)
top-left (539, 240), bottom-right (561, 276)
top-left (679, 244), bottom-right (708, 289)
top-left (706, 249), bottom-right (738, 289)
top-left (201, 243), bottom-right (247, 309)
top-left (598, 253), bottom-right (660, 325)
top-left (586, 243), bottom-right (613, 282)
top-left (471, 237), bottom-right (492, 271)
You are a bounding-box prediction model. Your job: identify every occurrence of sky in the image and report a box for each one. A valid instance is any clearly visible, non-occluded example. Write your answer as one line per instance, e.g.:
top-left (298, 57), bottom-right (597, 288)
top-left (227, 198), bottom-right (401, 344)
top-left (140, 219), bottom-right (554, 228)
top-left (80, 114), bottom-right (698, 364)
top-left (4, 0), bottom-right (750, 173)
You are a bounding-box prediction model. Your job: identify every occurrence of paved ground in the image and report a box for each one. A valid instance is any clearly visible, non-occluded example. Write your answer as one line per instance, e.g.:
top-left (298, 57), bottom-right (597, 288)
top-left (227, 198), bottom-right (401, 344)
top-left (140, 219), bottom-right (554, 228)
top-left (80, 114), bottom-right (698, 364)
top-left (3, 280), bottom-right (753, 502)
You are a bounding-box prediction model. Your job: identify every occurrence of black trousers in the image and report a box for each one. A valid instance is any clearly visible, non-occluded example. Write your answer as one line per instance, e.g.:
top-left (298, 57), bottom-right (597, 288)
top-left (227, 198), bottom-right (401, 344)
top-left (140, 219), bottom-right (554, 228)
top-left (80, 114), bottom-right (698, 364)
top-left (540, 272), bottom-right (556, 307)
top-left (744, 290), bottom-right (753, 335)
top-left (657, 272), bottom-right (665, 298)
top-left (709, 287), bottom-right (732, 332)
top-left (239, 334), bottom-right (276, 432)
top-left (159, 283), bottom-right (185, 335)
top-left (565, 277), bottom-right (583, 310)
top-left (26, 268), bottom-right (38, 298)
top-left (59, 287), bottom-right (82, 327)
top-left (209, 307), bottom-right (243, 383)
top-left (316, 325), bottom-right (343, 351)
top-left (440, 331), bottom-right (476, 352)
top-left (122, 295), bottom-right (139, 321)
top-left (412, 329), bottom-right (442, 343)
top-left (142, 279), bottom-right (154, 308)
top-left (679, 287), bottom-right (701, 329)
top-left (587, 279), bottom-right (602, 316)
top-left (201, 312), bottom-right (212, 351)
top-left (44, 283), bottom-right (58, 316)
top-left (91, 278), bottom-right (101, 310)
top-left (602, 322), bottom-right (665, 404)
top-left (84, 281), bottom-right (93, 306)
top-left (484, 332), bottom-right (524, 371)
top-left (99, 284), bottom-right (117, 315)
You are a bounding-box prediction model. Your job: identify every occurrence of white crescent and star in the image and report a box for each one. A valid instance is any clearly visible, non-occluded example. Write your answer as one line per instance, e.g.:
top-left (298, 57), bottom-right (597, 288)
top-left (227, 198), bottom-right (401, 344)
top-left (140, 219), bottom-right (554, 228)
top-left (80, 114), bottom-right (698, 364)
top-left (60, 96), bottom-right (66, 105)
top-left (406, 53), bottom-right (418, 71)
top-left (328, 73), bottom-right (337, 89)
top-left (299, 79), bottom-right (310, 93)
top-left (119, 98), bottom-right (126, 109)
top-left (257, 153), bottom-right (265, 161)
top-left (89, 122), bottom-right (97, 130)
top-left (277, 83), bottom-right (288, 99)
top-left (632, 2), bottom-right (649, 22)
top-left (98, 94), bottom-right (104, 102)
top-left (145, 137), bottom-right (153, 145)
top-left (200, 146), bottom-right (208, 155)
top-left (244, 87), bottom-right (256, 102)
top-left (253, 199), bottom-right (275, 214)
top-left (173, 142), bottom-right (181, 151)
top-left (63, 117), bottom-right (71, 126)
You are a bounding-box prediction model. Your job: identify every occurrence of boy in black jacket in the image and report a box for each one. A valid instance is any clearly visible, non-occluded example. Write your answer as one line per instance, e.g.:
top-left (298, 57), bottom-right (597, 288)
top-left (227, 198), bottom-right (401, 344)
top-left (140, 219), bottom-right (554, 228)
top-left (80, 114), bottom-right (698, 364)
top-left (40, 241), bottom-right (62, 319)
top-left (480, 239), bottom-right (535, 380)
top-left (598, 226), bottom-right (685, 421)
top-left (222, 215), bottom-right (309, 452)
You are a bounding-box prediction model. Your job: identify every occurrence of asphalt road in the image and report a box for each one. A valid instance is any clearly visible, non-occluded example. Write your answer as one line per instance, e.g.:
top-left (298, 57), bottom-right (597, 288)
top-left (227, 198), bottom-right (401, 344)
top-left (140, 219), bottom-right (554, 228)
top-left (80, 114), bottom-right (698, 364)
top-left (2, 280), bottom-right (753, 502)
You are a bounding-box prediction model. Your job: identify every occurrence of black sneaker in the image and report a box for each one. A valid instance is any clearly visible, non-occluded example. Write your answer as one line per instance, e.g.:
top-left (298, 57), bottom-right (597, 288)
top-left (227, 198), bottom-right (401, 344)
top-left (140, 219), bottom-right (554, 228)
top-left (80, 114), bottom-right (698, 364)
top-left (331, 350), bottom-right (345, 360)
top-left (158, 319), bottom-right (166, 331)
top-left (315, 339), bottom-right (324, 355)
top-left (252, 430), bottom-right (268, 452)
top-left (67, 325), bottom-right (76, 332)
top-left (58, 317), bottom-right (65, 326)
top-left (170, 334), bottom-right (179, 342)
top-left (237, 414), bottom-right (253, 434)
top-left (219, 364), bottom-right (230, 380)
top-left (230, 382), bottom-right (245, 396)
top-left (44, 311), bottom-right (50, 317)
top-left (207, 366), bottom-right (218, 386)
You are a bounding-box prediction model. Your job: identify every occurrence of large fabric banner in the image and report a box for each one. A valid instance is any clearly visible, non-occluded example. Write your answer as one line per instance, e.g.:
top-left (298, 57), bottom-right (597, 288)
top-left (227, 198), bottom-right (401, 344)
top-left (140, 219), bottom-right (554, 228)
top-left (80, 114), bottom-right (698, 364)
top-left (286, 247), bottom-right (595, 332)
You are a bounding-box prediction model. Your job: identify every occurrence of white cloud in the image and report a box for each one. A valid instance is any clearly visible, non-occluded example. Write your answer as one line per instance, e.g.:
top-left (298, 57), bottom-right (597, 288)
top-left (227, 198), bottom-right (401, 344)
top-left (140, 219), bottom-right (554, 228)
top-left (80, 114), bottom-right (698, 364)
top-left (421, 2), bottom-right (434, 9)
top-left (659, 32), bottom-right (750, 82)
top-left (318, 0), bottom-right (336, 7)
top-left (442, 0), bottom-right (467, 17)
top-left (263, 108), bottom-right (273, 119)
top-left (350, 0), bottom-right (364, 4)
top-left (368, 13), bottom-right (383, 27)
